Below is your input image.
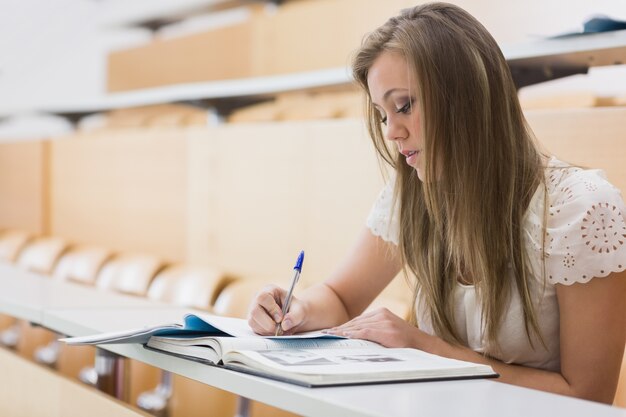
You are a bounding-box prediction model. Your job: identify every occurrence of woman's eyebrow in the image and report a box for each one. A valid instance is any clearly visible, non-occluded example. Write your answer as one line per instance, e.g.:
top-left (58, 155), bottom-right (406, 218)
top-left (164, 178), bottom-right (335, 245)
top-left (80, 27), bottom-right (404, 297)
top-left (383, 88), bottom-right (409, 101)
top-left (371, 88), bottom-right (409, 107)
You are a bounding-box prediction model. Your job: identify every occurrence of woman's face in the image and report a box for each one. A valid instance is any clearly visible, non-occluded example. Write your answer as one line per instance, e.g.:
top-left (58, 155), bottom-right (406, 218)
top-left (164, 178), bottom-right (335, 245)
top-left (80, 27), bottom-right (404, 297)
top-left (367, 51), bottom-right (424, 180)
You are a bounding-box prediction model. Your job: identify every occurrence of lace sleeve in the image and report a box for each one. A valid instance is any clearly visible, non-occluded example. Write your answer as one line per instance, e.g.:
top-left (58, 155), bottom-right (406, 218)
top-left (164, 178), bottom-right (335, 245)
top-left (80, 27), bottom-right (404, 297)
top-left (366, 179), bottom-right (400, 246)
top-left (526, 166), bottom-right (626, 285)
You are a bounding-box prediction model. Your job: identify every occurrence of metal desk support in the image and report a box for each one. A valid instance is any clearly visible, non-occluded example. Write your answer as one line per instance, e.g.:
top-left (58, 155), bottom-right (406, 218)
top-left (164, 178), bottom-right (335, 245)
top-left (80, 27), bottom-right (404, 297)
top-left (235, 396), bottom-right (251, 417)
top-left (95, 347), bottom-right (129, 401)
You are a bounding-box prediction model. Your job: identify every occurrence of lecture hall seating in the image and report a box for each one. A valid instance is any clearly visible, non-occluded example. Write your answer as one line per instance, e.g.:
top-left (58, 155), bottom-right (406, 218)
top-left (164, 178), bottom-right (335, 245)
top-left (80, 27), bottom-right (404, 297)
top-left (37, 245), bottom-right (114, 372)
top-left (133, 265), bottom-right (237, 416)
top-left (9, 237), bottom-right (70, 358)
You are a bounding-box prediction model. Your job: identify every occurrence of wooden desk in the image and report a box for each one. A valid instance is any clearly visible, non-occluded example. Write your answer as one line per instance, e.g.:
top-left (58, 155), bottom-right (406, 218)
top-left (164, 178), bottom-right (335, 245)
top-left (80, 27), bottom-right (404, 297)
top-left (44, 307), bottom-right (626, 417)
top-left (0, 263), bottom-right (169, 323)
top-left (1, 264), bottom-right (626, 417)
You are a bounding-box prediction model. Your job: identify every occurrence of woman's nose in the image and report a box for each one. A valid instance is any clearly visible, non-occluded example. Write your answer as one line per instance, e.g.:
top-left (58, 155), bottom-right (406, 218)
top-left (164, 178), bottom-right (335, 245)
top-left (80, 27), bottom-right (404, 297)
top-left (384, 117), bottom-right (407, 142)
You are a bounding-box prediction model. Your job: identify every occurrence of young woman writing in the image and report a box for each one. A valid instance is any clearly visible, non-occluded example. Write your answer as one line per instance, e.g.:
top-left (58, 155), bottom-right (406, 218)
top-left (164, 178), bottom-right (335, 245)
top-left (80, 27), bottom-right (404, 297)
top-left (248, 3), bottom-right (626, 403)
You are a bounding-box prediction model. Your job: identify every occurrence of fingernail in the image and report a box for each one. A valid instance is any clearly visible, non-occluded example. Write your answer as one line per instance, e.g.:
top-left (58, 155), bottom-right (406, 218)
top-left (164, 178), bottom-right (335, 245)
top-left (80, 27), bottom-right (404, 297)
top-left (282, 319), bottom-right (292, 330)
top-left (273, 313), bottom-right (281, 322)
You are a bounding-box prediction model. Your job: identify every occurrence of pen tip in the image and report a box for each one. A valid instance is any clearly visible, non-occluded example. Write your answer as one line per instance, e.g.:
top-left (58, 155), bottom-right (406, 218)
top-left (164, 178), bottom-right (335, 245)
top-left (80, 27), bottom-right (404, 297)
top-left (294, 250), bottom-right (305, 271)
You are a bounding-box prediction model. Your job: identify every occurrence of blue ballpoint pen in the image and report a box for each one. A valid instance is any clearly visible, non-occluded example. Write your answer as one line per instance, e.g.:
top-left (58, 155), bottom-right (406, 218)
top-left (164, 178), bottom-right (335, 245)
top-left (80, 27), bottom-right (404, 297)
top-left (275, 250), bottom-right (305, 336)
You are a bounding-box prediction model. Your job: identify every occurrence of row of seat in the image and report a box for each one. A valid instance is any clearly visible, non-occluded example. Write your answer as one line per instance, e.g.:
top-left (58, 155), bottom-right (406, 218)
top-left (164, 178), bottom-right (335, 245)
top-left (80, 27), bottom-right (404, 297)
top-left (0, 228), bottom-right (301, 417)
top-left (73, 87), bottom-right (626, 132)
top-left (74, 90), bottom-right (365, 131)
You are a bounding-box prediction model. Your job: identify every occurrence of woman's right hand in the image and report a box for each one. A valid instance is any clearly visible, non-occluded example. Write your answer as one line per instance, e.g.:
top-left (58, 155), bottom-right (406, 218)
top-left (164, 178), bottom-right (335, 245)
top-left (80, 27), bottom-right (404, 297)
top-left (247, 284), bottom-right (306, 335)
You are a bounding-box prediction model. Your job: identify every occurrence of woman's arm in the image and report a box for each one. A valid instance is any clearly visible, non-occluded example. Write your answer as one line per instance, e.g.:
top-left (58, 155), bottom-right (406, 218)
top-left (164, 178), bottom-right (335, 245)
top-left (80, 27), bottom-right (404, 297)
top-left (329, 270), bottom-right (626, 403)
top-left (248, 227), bottom-right (402, 335)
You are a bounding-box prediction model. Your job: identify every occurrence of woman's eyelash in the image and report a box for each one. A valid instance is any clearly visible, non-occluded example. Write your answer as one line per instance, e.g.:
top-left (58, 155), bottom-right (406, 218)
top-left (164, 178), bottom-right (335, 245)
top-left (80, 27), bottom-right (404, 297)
top-left (396, 101), bottom-right (412, 114)
top-left (378, 100), bottom-right (412, 125)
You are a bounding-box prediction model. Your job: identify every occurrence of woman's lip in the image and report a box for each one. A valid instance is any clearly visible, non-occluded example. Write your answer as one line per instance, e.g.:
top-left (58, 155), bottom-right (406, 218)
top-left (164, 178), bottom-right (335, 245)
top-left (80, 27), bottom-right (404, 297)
top-left (406, 150), bottom-right (419, 165)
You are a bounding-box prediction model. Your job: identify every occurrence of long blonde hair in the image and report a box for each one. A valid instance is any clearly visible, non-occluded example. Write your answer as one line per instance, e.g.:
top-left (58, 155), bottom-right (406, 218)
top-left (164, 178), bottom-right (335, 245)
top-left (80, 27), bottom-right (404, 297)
top-left (352, 3), bottom-right (545, 350)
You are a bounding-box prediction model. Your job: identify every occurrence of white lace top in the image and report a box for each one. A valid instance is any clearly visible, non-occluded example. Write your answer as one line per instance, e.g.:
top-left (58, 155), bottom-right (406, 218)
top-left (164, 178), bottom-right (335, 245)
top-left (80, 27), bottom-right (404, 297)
top-left (366, 158), bottom-right (626, 371)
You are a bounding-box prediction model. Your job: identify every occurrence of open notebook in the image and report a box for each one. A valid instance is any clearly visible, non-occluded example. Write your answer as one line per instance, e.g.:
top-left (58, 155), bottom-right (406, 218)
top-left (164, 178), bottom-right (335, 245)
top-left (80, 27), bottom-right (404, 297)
top-left (61, 312), bottom-right (498, 387)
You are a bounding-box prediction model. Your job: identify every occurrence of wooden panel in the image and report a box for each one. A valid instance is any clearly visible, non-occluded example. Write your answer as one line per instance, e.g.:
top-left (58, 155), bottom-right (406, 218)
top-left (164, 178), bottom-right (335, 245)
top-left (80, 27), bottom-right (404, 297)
top-left (0, 141), bottom-right (48, 234)
top-left (254, 0), bottom-right (406, 76)
top-left (525, 107), bottom-right (626, 194)
top-left (108, 20), bottom-right (255, 92)
top-left (49, 130), bottom-right (188, 262)
top-left (186, 130), bottom-right (214, 268)
top-left (0, 347), bottom-right (150, 417)
top-left (299, 120), bottom-right (384, 285)
top-left (170, 375), bottom-right (237, 417)
top-left (187, 120), bottom-right (411, 300)
top-left (207, 122), bottom-right (307, 284)
top-left (106, 0), bottom-right (626, 91)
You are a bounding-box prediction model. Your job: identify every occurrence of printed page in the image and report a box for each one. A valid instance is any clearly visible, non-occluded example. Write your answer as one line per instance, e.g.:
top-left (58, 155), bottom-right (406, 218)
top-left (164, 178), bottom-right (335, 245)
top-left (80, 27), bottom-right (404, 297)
top-left (221, 336), bottom-right (380, 354)
top-left (225, 348), bottom-right (495, 380)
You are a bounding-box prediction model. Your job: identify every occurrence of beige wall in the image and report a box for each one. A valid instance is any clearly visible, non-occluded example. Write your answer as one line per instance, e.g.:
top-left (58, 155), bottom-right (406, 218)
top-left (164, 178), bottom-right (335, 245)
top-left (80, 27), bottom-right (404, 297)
top-left (186, 120), bottom-right (384, 287)
top-left (526, 107), bottom-right (626, 194)
top-left (0, 347), bottom-right (150, 417)
top-left (2, 107), bottom-right (625, 300)
top-left (0, 140), bottom-right (48, 235)
top-left (49, 129), bottom-right (188, 262)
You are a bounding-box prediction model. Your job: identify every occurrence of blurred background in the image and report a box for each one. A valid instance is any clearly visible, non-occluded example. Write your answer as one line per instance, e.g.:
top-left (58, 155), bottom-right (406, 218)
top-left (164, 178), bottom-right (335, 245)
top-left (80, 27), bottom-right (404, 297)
top-left (0, 1), bottom-right (626, 416)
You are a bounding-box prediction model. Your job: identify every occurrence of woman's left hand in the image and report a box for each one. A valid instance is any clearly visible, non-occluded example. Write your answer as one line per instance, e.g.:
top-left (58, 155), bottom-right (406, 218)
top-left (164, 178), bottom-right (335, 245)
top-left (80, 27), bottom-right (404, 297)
top-left (324, 307), bottom-right (436, 350)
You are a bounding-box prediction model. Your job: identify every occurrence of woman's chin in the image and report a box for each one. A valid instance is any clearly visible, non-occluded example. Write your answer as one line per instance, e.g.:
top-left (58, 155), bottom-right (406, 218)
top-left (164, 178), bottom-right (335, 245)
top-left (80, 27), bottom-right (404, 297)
top-left (416, 168), bottom-right (424, 182)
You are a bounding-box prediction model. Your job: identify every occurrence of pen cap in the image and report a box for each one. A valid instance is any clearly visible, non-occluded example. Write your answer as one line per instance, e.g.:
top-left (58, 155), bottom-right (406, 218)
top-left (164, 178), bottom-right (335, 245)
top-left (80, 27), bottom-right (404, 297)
top-left (293, 250), bottom-right (305, 272)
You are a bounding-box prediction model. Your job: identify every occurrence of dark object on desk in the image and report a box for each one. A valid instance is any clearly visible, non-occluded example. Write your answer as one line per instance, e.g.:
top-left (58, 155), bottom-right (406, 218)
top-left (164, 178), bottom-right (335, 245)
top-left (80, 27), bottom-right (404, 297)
top-left (549, 16), bottom-right (626, 39)
top-left (508, 16), bottom-right (626, 88)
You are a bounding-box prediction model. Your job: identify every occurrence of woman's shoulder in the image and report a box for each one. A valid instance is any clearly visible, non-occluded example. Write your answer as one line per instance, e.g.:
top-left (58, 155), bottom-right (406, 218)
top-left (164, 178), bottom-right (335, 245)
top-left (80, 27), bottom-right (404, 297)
top-left (525, 157), bottom-right (626, 286)
top-left (366, 174), bottom-right (400, 245)
top-left (545, 157), bottom-right (621, 203)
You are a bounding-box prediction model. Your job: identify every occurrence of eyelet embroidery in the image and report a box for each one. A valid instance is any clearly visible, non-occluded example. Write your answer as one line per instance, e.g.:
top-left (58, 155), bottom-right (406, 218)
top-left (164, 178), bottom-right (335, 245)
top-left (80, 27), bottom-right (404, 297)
top-left (581, 203), bottom-right (626, 254)
top-left (554, 186), bottom-right (574, 207)
top-left (584, 181), bottom-right (598, 192)
top-left (529, 160), bottom-right (626, 285)
top-left (371, 159), bottom-right (626, 285)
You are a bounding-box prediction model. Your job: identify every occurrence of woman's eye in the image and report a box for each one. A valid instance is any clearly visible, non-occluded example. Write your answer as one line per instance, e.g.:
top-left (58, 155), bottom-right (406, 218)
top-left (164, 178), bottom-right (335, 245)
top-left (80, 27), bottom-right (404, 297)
top-left (396, 102), bottom-right (411, 114)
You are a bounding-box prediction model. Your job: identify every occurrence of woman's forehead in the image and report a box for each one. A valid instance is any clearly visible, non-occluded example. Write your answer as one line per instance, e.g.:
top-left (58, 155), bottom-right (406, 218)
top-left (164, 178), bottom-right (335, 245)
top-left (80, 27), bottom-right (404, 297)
top-left (367, 51), bottom-right (414, 103)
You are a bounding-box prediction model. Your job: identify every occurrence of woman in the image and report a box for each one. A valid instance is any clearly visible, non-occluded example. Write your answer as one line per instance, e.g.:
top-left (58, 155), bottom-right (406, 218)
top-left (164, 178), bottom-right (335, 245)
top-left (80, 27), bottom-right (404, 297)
top-left (248, 3), bottom-right (626, 403)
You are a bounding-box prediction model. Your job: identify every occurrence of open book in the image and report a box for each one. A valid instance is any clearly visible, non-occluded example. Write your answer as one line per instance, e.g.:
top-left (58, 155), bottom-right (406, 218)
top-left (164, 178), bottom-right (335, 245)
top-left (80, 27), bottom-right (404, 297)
top-left (61, 312), bottom-right (498, 387)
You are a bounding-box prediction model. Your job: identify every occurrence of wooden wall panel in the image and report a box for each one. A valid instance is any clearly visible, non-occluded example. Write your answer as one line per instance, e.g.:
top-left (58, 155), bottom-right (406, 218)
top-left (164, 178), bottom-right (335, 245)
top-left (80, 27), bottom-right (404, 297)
top-left (186, 120), bottom-right (412, 300)
top-left (201, 122), bottom-right (311, 284)
top-left (526, 107), bottom-right (626, 194)
top-left (186, 130), bottom-right (215, 269)
top-left (253, 0), bottom-right (405, 76)
top-left (0, 347), bottom-right (150, 417)
top-left (0, 140), bottom-right (47, 234)
top-left (108, 21), bottom-right (256, 92)
top-left (24, 108), bottom-right (625, 303)
top-left (299, 120), bottom-right (385, 285)
top-left (105, 0), bottom-right (621, 92)
top-left (49, 130), bottom-right (188, 262)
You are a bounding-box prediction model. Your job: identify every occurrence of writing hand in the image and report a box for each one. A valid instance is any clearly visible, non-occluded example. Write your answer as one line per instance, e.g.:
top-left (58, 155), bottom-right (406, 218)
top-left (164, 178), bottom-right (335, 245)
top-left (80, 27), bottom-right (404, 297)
top-left (247, 284), bottom-right (306, 335)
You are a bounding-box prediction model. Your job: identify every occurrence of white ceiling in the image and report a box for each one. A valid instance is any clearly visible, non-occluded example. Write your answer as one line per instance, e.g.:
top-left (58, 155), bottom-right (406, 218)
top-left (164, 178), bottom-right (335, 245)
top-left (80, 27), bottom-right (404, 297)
top-left (0, 0), bottom-right (226, 116)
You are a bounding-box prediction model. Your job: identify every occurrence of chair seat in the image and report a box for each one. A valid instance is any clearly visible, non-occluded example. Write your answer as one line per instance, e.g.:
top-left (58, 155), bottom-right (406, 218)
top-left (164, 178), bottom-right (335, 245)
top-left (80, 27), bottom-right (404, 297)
top-left (0, 230), bottom-right (32, 263)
